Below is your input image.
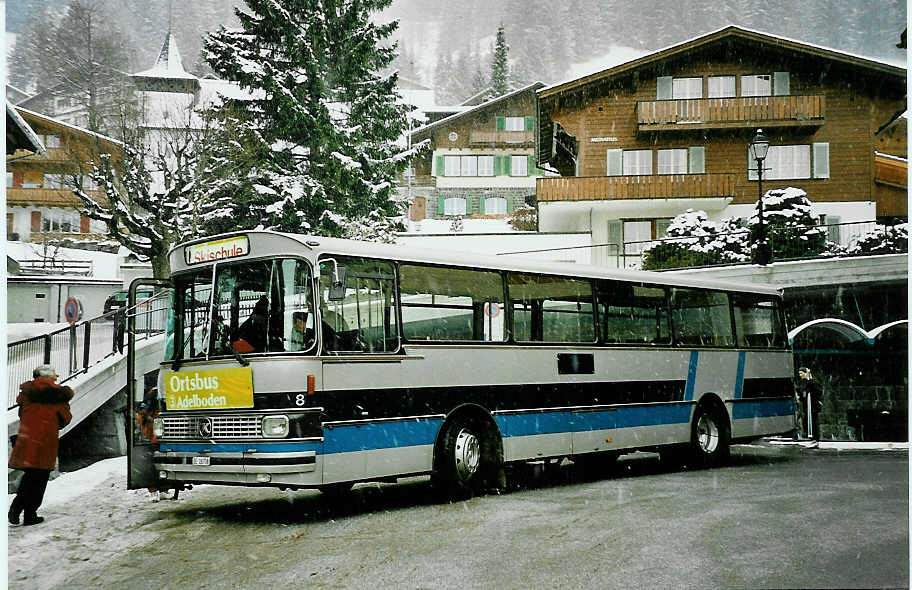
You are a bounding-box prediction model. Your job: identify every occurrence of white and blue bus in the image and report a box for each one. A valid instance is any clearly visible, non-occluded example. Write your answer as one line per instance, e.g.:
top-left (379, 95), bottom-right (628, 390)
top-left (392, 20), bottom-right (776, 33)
top-left (128, 231), bottom-right (795, 497)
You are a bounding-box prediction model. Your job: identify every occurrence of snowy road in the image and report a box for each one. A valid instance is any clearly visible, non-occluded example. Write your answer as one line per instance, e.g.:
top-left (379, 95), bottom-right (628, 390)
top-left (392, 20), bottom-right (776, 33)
top-left (7, 445), bottom-right (909, 589)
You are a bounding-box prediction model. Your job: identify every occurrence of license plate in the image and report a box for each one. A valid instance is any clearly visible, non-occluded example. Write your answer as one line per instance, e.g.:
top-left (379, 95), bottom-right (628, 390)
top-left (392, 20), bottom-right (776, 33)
top-left (192, 456), bottom-right (210, 466)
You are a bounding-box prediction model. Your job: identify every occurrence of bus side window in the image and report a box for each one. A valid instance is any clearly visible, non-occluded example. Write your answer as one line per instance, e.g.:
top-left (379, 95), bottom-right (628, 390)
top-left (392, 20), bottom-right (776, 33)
top-left (508, 273), bottom-right (596, 343)
top-left (598, 281), bottom-right (670, 345)
top-left (670, 288), bottom-right (734, 347)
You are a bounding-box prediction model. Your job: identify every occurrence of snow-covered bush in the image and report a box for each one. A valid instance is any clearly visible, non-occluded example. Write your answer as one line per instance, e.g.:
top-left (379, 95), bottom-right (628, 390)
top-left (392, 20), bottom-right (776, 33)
top-left (748, 187), bottom-right (825, 260)
top-left (509, 205), bottom-right (537, 231)
top-left (642, 210), bottom-right (748, 270)
top-left (846, 223), bottom-right (908, 255)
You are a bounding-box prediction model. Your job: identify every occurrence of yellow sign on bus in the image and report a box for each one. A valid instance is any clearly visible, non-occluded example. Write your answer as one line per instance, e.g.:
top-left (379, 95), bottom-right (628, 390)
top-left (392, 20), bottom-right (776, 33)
top-left (163, 367), bottom-right (254, 410)
top-left (185, 235), bottom-right (249, 265)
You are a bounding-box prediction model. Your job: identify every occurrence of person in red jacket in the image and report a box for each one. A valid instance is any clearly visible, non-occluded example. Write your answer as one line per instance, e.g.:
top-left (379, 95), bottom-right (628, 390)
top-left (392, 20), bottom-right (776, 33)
top-left (8, 365), bottom-right (73, 526)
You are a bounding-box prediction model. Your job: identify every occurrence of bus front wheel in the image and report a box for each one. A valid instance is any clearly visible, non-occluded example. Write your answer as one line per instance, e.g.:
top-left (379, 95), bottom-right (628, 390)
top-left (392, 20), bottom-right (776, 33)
top-left (433, 414), bottom-right (503, 498)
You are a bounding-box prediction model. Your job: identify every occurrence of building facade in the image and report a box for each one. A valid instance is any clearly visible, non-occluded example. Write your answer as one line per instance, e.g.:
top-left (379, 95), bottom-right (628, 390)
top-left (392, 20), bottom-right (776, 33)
top-left (534, 26), bottom-right (907, 267)
top-left (7, 106), bottom-right (122, 243)
top-left (408, 83), bottom-right (547, 221)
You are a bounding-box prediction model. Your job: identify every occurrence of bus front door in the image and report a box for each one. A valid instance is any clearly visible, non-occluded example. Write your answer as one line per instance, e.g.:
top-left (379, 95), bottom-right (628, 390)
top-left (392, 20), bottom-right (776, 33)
top-left (127, 278), bottom-right (171, 490)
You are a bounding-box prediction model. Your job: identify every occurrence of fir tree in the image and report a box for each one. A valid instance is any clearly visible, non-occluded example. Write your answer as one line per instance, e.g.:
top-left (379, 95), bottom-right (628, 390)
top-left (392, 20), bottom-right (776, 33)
top-left (202, 0), bottom-right (413, 240)
top-left (490, 24), bottom-right (510, 97)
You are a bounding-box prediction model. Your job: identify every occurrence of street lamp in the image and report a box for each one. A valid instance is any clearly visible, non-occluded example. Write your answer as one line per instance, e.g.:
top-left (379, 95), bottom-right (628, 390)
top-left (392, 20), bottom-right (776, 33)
top-left (749, 128), bottom-right (771, 265)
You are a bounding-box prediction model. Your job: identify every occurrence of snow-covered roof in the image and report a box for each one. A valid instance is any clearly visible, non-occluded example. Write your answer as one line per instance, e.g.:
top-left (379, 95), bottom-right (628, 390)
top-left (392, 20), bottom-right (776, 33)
top-left (13, 105), bottom-right (122, 149)
top-left (541, 25), bottom-right (906, 97)
top-left (6, 102), bottom-right (44, 154)
top-left (411, 81), bottom-right (545, 138)
top-left (132, 31), bottom-right (197, 80)
top-left (875, 152), bottom-right (907, 163)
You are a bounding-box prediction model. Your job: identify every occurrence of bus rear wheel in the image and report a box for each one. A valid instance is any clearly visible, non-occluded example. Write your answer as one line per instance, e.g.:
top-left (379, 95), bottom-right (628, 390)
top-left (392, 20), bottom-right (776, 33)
top-left (689, 403), bottom-right (730, 467)
top-left (433, 414), bottom-right (502, 499)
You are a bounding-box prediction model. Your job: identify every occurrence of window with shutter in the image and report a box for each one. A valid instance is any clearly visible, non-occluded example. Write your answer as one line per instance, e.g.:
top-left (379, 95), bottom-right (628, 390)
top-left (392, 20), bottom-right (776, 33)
top-left (444, 155), bottom-right (461, 176)
top-left (657, 149), bottom-right (687, 174)
top-left (656, 77), bottom-right (672, 100)
top-left (510, 155), bottom-right (528, 176)
top-left (606, 149), bottom-right (623, 176)
top-left (707, 76), bottom-right (735, 98)
top-left (672, 77), bottom-right (702, 99)
top-left (813, 143), bottom-right (830, 179)
top-left (741, 74), bottom-right (772, 97)
top-left (773, 72), bottom-right (790, 96)
top-left (478, 155), bottom-right (495, 176)
top-left (688, 147), bottom-right (705, 174)
top-left (622, 150), bottom-right (652, 176)
top-left (435, 156), bottom-right (444, 176)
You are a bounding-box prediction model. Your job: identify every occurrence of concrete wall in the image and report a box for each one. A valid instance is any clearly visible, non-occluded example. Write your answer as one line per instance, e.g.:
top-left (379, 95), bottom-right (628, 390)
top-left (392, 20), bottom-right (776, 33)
top-left (7, 279), bottom-right (121, 323)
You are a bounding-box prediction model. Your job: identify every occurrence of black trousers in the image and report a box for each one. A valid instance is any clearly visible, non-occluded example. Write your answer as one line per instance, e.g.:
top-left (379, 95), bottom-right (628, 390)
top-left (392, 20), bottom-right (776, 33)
top-left (10, 469), bottom-right (51, 519)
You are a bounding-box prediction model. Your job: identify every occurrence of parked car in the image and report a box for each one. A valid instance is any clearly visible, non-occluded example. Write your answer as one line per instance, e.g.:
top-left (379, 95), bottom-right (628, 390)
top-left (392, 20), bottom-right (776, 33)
top-left (104, 288), bottom-right (153, 314)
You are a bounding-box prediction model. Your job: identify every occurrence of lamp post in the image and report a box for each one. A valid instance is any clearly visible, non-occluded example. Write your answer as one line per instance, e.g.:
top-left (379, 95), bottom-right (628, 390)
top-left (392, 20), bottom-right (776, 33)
top-left (749, 128), bottom-right (771, 265)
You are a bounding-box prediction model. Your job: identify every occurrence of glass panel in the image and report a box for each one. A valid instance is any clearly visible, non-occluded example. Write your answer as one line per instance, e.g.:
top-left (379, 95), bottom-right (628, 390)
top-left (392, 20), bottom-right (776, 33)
top-left (598, 282), bottom-right (670, 345)
top-left (672, 77), bottom-right (702, 99)
top-left (623, 220), bottom-right (653, 255)
top-left (166, 269), bottom-right (214, 360)
top-left (509, 274), bottom-right (595, 343)
top-left (485, 197), bottom-right (507, 214)
top-left (622, 150), bottom-right (652, 175)
top-left (670, 288), bottom-right (734, 347)
top-left (732, 295), bottom-right (786, 348)
top-left (741, 74), bottom-right (772, 97)
top-left (510, 155), bottom-right (528, 176)
top-left (707, 76), bottom-right (735, 98)
top-left (444, 198), bottom-right (466, 216)
top-left (505, 117), bottom-right (525, 131)
top-left (444, 155), bottom-right (461, 176)
top-left (460, 155), bottom-right (477, 176)
top-left (399, 264), bottom-right (505, 342)
top-left (657, 149), bottom-right (687, 174)
top-left (478, 155), bottom-right (494, 176)
top-left (319, 257), bottom-right (398, 353)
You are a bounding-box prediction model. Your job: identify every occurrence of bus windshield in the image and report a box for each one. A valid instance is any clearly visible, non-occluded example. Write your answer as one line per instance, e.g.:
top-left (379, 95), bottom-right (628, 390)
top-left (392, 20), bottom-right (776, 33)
top-left (165, 258), bottom-right (315, 360)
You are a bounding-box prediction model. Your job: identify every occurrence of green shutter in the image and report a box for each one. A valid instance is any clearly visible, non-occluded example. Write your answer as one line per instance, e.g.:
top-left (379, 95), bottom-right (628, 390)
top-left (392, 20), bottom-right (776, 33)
top-left (524, 116), bottom-right (534, 131)
top-left (528, 156), bottom-right (537, 176)
top-left (495, 116), bottom-right (505, 131)
top-left (507, 197), bottom-right (515, 213)
top-left (435, 156), bottom-right (444, 176)
top-left (437, 196), bottom-right (445, 215)
top-left (657, 76), bottom-right (672, 100)
top-left (503, 156), bottom-right (512, 176)
top-left (479, 196), bottom-right (486, 214)
top-left (688, 147), bottom-right (705, 174)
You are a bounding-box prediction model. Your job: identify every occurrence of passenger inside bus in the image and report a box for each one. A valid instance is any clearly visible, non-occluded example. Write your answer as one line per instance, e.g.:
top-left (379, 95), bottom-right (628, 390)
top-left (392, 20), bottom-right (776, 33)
top-left (289, 311), bottom-right (314, 351)
top-left (234, 296), bottom-right (269, 353)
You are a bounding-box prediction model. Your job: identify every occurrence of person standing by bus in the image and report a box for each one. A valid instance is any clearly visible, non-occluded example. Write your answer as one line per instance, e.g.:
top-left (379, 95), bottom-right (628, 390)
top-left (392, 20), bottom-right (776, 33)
top-left (8, 365), bottom-right (73, 526)
top-left (797, 367), bottom-right (822, 443)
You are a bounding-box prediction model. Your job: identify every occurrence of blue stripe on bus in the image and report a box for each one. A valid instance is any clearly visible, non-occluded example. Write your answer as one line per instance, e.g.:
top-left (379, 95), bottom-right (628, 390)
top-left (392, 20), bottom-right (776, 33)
top-left (734, 352), bottom-right (746, 399)
top-left (732, 399), bottom-right (794, 420)
top-left (495, 405), bottom-right (692, 438)
top-left (323, 419), bottom-right (442, 454)
top-left (684, 351), bottom-right (699, 401)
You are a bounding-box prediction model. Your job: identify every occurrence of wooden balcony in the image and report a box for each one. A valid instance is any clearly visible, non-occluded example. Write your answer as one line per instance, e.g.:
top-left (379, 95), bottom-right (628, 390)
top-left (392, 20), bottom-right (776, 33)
top-left (6, 187), bottom-right (107, 207)
top-left (637, 95), bottom-right (825, 132)
top-left (469, 130), bottom-right (534, 145)
top-left (536, 173), bottom-right (738, 202)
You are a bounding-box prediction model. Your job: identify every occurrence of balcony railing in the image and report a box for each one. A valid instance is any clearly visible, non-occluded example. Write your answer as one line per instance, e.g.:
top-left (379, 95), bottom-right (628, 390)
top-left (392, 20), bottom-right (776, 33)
top-left (469, 130), bottom-right (534, 145)
top-left (537, 173), bottom-right (738, 202)
top-left (637, 95), bottom-right (825, 132)
top-left (6, 187), bottom-right (106, 207)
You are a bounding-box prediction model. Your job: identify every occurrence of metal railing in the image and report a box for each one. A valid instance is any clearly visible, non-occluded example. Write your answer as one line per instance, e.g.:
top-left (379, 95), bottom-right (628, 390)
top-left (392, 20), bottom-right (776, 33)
top-left (7, 290), bottom-right (172, 409)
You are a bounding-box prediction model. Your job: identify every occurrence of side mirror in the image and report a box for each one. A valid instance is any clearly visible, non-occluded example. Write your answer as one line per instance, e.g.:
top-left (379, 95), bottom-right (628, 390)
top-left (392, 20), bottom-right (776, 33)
top-left (328, 265), bottom-right (347, 301)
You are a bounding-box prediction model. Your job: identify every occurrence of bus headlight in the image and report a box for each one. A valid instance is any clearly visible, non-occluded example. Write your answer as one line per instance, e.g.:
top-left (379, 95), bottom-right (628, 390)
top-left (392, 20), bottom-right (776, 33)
top-left (153, 417), bottom-right (164, 438)
top-left (261, 415), bottom-right (289, 438)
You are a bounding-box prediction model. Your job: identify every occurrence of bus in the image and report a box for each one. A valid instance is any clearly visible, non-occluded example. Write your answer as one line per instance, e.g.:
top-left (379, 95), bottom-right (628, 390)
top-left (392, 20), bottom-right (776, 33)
top-left (127, 230), bottom-right (795, 498)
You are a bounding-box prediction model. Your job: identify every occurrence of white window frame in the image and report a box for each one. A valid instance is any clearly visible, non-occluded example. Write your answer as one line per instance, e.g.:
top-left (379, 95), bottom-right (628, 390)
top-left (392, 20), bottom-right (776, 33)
top-left (460, 155), bottom-right (478, 177)
top-left (477, 155), bottom-right (495, 177)
top-left (444, 155), bottom-right (461, 176)
top-left (657, 149), bottom-right (688, 175)
top-left (672, 77), bottom-right (702, 99)
top-left (707, 76), bottom-right (736, 98)
top-left (622, 150), bottom-right (652, 176)
top-left (504, 117), bottom-right (525, 131)
top-left (485, 197), bottom-right (507, 214)
top-left (42, 134), bottom-right (61, 148)
top-left (510, 155), bottom-right (528, 177)
top-left (748, 144), bottom-right (811, 180)
top-left (443, 197), bottom-right (467, 216)
top-left (741, 74), bottom-right (772, 97)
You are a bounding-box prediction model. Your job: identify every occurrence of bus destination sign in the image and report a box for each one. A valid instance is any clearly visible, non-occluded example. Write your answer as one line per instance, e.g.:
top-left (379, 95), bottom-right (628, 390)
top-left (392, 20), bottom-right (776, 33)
top-left (163, 367), bottom-right (254, 410)
top-left (185, 235), bottom-right (250, 265)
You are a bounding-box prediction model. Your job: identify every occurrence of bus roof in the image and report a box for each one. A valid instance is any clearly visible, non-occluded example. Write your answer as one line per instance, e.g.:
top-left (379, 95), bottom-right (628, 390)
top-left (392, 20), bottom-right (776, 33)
top-left (169, 230), bottom-right (782, 296)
